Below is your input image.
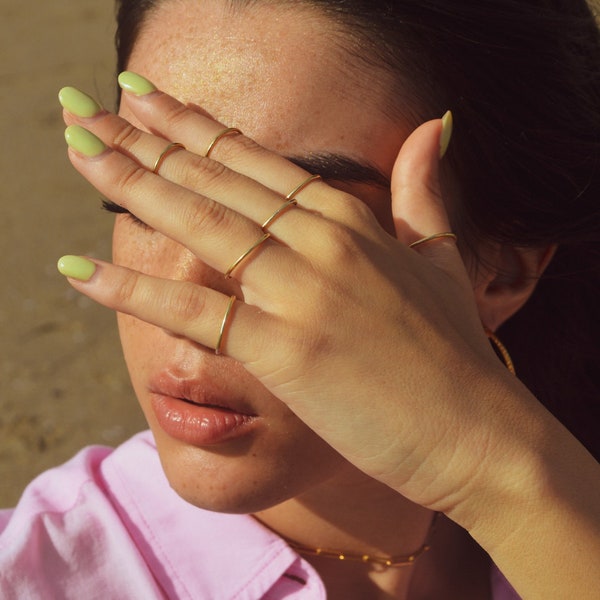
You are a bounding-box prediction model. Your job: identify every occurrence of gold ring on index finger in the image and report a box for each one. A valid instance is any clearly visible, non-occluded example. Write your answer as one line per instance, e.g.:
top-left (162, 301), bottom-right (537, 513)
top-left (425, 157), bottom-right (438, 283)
top-left (204, 127), bottom-right (243, 158)
top-left (152, 142), bottom-right (186, 174)
top-left (409, 232), bottom-right (457, 249)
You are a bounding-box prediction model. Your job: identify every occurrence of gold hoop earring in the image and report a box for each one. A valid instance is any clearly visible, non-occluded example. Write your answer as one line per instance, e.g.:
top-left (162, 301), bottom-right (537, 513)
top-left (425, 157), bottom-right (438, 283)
top-left (485, 328), bottom-right (516, 375)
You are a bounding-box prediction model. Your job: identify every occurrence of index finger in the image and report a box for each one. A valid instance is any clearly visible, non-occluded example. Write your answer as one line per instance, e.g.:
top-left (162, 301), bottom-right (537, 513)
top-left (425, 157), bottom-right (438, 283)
top-left (118, 71), bottom-right (329, 206)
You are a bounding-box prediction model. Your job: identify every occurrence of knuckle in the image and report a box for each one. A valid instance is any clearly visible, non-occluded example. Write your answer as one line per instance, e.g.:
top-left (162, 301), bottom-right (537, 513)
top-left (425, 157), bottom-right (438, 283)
top-left (112, 123), bottom-right (144, 150)
top-left (162, 101), bottom-right (192, 130)
top-left (112, 162), bottom-right (150, 196)
top-left (327, 190), bottom-right (380, 229)
top-left (179, 196), bottom-right (232, 239)
top-left (344, 195), bottom-right (379, 224)
top-left (170, 283), bottom-right (207, 325)
top-left (211, 133), bottom-right (263, 164)
top-left (178, 155), bottom-right (236, 192)
top-left (113, 270), bottom-right (143, 308)
top-left (318, 220), bottom-right (363, 267)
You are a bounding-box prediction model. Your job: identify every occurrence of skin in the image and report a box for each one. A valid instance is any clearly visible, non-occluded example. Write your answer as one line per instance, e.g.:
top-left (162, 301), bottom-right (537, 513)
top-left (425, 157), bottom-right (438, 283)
top-left (60, 0), bottom-right (600, 598)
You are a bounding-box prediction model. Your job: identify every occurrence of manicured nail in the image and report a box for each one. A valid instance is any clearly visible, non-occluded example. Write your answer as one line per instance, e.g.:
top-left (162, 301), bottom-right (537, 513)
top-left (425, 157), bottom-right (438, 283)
top-left (439, 110), bottom-right (453, 158)
top-left (57, 255), bottom-right (97, 281)
top-left (64, 125), bottom-right (107, 157)
top-left (118, 71), bottom-right (157, 96)
top-left (58, 86), bottom-right (102, 118)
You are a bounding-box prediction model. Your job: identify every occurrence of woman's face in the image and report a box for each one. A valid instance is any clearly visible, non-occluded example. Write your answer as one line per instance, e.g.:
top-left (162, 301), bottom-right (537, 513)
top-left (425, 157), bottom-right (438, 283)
top-left (115, 0), bottom-right (412, 513)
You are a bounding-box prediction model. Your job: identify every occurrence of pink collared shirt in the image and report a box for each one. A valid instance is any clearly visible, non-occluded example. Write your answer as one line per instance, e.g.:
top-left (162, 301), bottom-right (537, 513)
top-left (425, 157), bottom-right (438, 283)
top-left (0, 431), bottom-right (520, 599)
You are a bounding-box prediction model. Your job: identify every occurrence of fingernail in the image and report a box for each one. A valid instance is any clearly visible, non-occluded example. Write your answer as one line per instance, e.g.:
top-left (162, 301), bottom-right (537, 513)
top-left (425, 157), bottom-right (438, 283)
top-left (58, 86), bottom-right (102, 118)
top-left (64, 125), bottom-right (107, 157)
top-left (57, 255), bottom-right (97, 281)
top-left (118, 71), bottom-right (157, 96)
top-left (439, 110), bottom-right (453, 158)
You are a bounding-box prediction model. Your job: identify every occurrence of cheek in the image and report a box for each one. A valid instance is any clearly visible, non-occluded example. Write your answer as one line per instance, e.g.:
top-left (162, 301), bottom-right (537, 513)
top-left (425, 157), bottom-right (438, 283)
top-left (112, 216), bottom-right (179, 276)
top-left (116, 314), bottom-right (156, 387)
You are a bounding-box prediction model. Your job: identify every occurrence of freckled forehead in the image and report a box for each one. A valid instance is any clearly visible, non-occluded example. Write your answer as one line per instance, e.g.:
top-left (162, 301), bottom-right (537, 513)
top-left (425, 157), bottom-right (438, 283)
top-left (128, 0), bottom-right (405, 165)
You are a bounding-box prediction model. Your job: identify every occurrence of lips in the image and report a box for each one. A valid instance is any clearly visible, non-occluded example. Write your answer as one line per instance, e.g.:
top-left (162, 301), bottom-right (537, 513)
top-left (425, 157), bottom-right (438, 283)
top-left (147, 369), bottom-right (259, 446)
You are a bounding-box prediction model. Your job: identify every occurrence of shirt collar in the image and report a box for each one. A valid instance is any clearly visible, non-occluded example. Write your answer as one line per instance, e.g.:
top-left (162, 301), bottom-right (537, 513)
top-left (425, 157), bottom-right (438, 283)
top-left (100, 431), bottom-right (325, 599)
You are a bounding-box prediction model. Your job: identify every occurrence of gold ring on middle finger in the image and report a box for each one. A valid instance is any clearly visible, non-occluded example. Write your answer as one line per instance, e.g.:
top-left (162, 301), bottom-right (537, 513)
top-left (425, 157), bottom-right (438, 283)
top-left (224, 232), bottom-right (271, 279)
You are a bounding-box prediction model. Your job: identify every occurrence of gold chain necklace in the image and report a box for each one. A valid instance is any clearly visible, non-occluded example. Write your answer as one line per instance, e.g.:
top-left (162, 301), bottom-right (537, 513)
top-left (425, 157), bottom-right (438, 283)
top-left (284, 512), bottom-right (440, 569)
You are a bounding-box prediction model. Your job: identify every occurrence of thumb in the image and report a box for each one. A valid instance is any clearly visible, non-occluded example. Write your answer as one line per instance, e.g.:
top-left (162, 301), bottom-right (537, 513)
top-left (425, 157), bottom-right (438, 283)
top-left (391, 111), bottom-right (456, 259)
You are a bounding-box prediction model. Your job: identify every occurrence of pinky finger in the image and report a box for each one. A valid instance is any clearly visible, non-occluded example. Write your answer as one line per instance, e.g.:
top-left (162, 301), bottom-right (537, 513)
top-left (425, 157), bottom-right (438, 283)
top-left (56, 255), bottom-right (269, 362)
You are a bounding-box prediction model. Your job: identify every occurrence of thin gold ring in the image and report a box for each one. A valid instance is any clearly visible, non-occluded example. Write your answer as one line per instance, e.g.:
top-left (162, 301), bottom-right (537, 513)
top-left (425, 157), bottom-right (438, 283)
top-left (205, 127), bottom-right (243, 158)
top-left (224, 232), bottom-right (271, 279)
top-left (215, 295), bottom-right (237, 355)
top-left (285, 174), bottom-right (321, 200)
top-left (409, 232), bottom-right (457, 249)
top-left (152, 142), bottom-right (185, 174)
top-left (261, 198), bottom-right (298, 231)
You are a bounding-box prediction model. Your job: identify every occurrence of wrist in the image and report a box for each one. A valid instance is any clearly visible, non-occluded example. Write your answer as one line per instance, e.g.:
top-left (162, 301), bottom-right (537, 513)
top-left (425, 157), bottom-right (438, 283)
top-left (445, 380), bottom-right (600, 598)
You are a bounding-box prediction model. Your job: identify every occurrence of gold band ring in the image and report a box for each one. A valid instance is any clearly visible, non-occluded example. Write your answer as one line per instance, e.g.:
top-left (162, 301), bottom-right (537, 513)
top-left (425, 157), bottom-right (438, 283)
top-left (285, 174), bottom-right (321, 200)
top-left (205, 127), bottom-right (243, 158)
top-left (152, 142), bottom-right (185, 174)
top-left (215, 295), bottom-right (237, 355)
top-left (409, 232), bottom-right (457, 249)
top-left (261, 199), bottom-right (297, 231)
top-left (224, 232), bottom-right (271, 279)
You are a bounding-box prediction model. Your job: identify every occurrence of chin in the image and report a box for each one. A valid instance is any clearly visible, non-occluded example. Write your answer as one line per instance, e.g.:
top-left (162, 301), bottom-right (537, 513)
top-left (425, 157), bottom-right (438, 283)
top-left (151, 427), bottom-right (326, 515)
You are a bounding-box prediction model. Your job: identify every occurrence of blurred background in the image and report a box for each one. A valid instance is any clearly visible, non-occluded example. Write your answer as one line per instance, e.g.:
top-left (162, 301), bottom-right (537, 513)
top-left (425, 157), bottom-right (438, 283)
top-left (0, 1), bottom-right (146, 507)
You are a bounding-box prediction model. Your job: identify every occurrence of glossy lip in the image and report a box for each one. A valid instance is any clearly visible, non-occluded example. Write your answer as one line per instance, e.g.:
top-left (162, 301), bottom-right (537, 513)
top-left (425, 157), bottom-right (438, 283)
top-left (148, 369), bottom-right (259, 446)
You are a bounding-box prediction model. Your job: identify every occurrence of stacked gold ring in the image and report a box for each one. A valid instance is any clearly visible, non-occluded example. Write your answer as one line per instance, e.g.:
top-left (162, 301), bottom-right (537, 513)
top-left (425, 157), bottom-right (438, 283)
top-left (261, 174), bottom-right (321, 233)
top-left (215, 295), bottom-right (237, 355)
top-left (224, 233), bottom-right (271, 279)
top-left (205, 127), bottom-right (243, 158)
top-left (152, 142), bottom-right (186, 174)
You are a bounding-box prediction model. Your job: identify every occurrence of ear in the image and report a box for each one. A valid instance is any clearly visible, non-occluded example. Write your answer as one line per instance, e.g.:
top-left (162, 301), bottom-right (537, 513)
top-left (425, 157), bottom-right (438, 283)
top-left (472, 244), bottom-right (556, 331)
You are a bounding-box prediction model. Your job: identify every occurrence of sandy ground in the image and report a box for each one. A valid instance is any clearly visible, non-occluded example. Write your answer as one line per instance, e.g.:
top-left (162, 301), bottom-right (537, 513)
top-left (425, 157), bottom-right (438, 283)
top-left (0, 1), bottom-right (146, 507)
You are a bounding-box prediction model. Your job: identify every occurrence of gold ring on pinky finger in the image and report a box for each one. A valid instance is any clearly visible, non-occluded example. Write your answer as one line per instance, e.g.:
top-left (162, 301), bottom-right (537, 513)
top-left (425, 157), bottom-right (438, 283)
top-left (152, 142), bottom-right (186, 174)
top-left (409, 232), bottom-right (457, 249)
top-left (215, 295), bottom-right (237, 355)
top-left (285, 174), bottom-right (322, 200)
top-left (204, 127), bottom-right (243, 158)
top-left (224, 232), bottom-right (271, 279)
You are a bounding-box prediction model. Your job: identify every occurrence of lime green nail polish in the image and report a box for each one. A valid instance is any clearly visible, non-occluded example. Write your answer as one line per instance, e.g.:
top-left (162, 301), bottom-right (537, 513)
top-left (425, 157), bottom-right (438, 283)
top-left (58, 86), bottom-right (102, 118)
top-left (57, 255), bottom-right (97, 281)
top-left (64, 125), bottom-right (107, 157)
top-left (439, 110), bottom-right (453, 158)
top-left (118, 71), bottom-right (157, 96)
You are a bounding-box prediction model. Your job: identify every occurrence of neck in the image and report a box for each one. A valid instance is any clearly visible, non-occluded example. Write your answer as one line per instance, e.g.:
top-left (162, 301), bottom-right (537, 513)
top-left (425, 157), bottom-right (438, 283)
top-left (253, 467), bottom-right (440, 599)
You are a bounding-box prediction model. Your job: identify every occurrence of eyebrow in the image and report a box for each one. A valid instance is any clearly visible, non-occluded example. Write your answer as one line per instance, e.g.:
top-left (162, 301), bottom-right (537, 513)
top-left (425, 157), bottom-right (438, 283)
top-left (286, 153), bottom-right (391, 189)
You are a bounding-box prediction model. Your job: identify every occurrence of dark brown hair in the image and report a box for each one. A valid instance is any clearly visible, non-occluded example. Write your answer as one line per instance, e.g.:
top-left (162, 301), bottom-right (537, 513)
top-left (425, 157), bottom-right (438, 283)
top-left (114, 0), bottom-right (600, 457)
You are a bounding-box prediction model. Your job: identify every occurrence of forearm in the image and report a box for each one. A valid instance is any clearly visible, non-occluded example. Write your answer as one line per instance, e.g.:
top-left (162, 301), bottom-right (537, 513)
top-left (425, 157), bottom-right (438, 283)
top-left (453, 386), bottom-right (600, 599)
